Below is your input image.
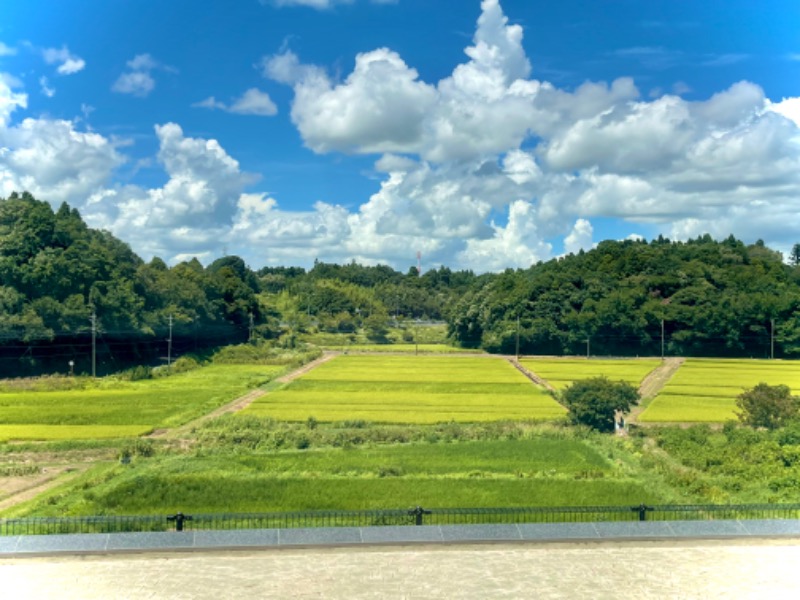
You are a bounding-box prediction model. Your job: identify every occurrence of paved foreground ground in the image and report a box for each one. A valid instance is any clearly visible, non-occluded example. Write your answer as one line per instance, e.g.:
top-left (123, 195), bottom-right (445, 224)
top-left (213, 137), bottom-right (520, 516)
top-left (2, 539), bottom-right (799, 599)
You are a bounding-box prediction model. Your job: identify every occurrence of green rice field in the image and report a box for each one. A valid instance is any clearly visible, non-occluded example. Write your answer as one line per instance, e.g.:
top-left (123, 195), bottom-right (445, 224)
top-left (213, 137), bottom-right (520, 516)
top-left (244, 355), bottom-right (565, 423)
top-left (17, 438), bottom-right (661, 515)
top-left (640, 359), bottom-right (800, 423)
top-left (519, 358), bottom-right (661, 391)
top-left (0, 364), bottom-right (284, 441)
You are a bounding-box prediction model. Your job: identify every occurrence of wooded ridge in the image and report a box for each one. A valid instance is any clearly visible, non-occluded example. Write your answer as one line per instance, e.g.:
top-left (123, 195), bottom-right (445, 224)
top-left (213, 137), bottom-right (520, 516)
top-left (3, 191), bottom-right (800, 375)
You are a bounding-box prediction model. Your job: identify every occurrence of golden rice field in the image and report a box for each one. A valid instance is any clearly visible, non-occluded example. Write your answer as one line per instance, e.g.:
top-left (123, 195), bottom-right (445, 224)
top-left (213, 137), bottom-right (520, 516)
top-left (639, 359), bottom-right (800, 423)
top-left (244, 355), bottom-right (565, 423)
top-left (519, 358), bottom-right (661, 391)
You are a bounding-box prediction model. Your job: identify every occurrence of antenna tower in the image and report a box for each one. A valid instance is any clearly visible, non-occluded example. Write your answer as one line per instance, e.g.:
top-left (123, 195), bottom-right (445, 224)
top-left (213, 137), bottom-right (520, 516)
top-left (416, 251), bottom-right (422, 276)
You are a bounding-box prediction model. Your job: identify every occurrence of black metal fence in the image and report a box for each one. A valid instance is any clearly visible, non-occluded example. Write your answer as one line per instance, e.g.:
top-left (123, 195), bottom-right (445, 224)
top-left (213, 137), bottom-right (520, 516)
top-left (3, 503), bottom-right (800, 536)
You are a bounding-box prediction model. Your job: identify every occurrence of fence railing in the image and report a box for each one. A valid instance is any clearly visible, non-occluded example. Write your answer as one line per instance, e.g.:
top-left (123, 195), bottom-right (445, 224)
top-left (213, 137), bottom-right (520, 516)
top-left (3, 503), bottom-right (800, 536)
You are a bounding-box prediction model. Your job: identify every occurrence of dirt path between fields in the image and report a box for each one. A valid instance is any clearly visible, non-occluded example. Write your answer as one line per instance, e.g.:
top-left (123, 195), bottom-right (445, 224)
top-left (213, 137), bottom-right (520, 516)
top-left (507, 359), bottom-right (556, 392)
top-left (0, 463), bottom-right (91, 512)
top-left (628, 357), bottom-right (684, 425)
top-left (149, 352), bottom-right (340, 440)
top-left (275, 351), bottom-right (338, 383)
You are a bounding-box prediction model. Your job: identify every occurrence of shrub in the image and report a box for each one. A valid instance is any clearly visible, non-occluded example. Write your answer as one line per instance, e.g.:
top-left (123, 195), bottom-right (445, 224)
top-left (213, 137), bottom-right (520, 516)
top-left (562, 377), bottom-right (640, 433)
top-left (736, 383), bottom-right (800, 430)
top-left (119, 365), bottom-right (153, 381)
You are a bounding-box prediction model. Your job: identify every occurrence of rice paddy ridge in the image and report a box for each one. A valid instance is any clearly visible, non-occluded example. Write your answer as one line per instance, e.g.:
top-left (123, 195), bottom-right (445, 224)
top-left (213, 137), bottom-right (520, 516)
top-left (508, 358), bottom-right (556, 393)
top-left (628, 357), bottom-right (685, 425)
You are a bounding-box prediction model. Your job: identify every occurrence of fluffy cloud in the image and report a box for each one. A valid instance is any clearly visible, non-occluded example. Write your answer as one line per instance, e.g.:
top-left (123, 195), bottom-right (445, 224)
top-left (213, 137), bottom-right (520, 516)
top-left (0, 75), bottom-right (27, 125)
top-left (193, 88), bottom-right (277, 116)
top-left (42, 46), bottom-right (85, 75)
top-left (0, 42), bottom-right (16, 57)
top-left (459, 200), bottom-right (552, 271)
top-left (563, 219), bottom-right (594, 255)
top-left (1, 77), bottom-right (123, 202)
top-left (265, 47), bottom-right (437, 153)
top-left (258, 0), bottom-right (800, 270)
top-left (112, 71), bottom-right (155, 97)
top-left (112, 54), bottom-right (172, 97)
top-left (84, 123), bottom-right (257, 260)
top-left (263, 0), bottom-right (543, 161)
top-left (0, 116), bottom-right (124, 203)
top-left (39, 76), bottom-right (55, 98)
top-left (4, 1), bottom-right (800, 273)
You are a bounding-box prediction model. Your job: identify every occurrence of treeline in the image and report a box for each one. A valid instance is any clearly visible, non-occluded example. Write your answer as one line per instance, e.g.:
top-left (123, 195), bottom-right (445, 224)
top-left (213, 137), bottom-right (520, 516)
top-left (5, 191), bottom-right (800, 376)
top-left (449, 235), bottom-right (800, 357)
top-left (0, 192), bottom-right (474, 376)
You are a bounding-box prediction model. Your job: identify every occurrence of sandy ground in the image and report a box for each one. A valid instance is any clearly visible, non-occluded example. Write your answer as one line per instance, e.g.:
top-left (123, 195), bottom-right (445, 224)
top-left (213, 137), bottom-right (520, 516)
top-left (2, 539), bottom-right (800, 599)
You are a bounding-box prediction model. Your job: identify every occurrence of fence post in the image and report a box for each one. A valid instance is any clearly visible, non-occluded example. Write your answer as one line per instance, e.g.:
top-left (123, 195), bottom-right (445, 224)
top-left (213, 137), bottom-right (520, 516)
top-left (632, 504), bottom-right (653, 522)
top-left (167, 512), bottom-right (192, 531)
top-left (408, 506), bottom-right (431, 526)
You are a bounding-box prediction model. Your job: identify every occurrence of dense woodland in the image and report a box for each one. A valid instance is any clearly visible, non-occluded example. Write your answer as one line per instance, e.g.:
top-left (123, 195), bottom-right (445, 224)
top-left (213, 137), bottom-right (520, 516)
top-left (3, 191), bottom-right (800, 376)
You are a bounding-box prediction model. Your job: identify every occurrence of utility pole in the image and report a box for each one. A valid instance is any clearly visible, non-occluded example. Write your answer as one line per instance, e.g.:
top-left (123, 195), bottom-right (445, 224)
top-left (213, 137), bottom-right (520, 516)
top-left (248, 313), bottom-right (255, 344)
top-left (586, 337), bottom-right (590, 358)
top-left (167, 314), bottom-right (173, 367)
top-left (515, 315), bottom-right (520, 361)
top-left (661, 319), bottom-right (665, 360)
top-left (90, 312), bottom-right (97, 378)
top-left (771, 318), bottom-right (775, 360)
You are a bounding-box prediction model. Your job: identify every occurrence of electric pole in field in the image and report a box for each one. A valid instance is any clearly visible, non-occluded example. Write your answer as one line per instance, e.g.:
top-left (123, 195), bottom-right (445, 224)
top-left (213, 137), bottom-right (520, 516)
top-left (515, 315), bottom-right (520, 361)
top-left (661, 319), bottom-right (665, 360)
top-left (249, 313), bottom-right (255, 344)
top-left (90, 312), bottom-right (97, 378)
top-left (167, 314), bottom-right (173, 367)
top-left (771, 318), bottom-right (775, 360)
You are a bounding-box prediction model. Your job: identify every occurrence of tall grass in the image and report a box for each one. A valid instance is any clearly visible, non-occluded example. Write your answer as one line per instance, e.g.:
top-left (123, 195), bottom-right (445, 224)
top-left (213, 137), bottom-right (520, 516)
top-left (12, 436), bottom-right (662, 516)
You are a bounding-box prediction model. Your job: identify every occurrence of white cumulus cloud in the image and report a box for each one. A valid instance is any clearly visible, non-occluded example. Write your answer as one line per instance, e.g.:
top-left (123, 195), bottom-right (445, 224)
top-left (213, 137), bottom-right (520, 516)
top-left (3, 1), bottom-right (800, 274)
top-left (193, 88), bottom-right (277, 116)
top-left (41, 46), bottom-right (85, 75)
top-left (112, 54), bottom-right (173, 98)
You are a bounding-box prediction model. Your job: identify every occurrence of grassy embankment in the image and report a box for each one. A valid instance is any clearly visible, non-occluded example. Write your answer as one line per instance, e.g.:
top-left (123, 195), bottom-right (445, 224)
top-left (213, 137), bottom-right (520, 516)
top-left (5, 425), bottom-right (668, 516)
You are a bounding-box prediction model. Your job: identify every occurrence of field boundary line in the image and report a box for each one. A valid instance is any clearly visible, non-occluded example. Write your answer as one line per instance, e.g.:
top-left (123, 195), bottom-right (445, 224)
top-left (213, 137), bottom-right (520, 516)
top-left (629, 357), bottom-right (684, 425)
top-left (149, 353), bottom-right (340, 439)
top-left (508, 359), bottom-right (556, 392)
top-left (275, 351), bottom-right (339, 383)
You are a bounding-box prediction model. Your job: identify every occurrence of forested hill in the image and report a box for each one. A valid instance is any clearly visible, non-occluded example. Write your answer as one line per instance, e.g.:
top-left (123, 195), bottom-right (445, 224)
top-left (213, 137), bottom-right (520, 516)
top-left (0, 192), bottom-right (473, 376)
top-left (3, 191), bottom-right (800, 375)
top-left (449, 236), bottom-right (800, 357)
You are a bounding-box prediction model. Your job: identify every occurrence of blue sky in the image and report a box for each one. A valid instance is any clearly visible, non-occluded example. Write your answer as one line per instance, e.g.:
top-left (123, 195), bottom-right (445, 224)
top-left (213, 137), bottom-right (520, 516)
top-left (1, 0), bottom-right (799, 272)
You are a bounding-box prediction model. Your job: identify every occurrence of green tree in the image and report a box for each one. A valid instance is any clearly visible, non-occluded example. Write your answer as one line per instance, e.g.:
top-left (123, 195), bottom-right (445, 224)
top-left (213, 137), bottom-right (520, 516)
top-left (791, 243), bottom-right (800, 267)
top-left (735, 383), bottom-right (800, 430)
top-left (562, 377), bottom-right (640, 432)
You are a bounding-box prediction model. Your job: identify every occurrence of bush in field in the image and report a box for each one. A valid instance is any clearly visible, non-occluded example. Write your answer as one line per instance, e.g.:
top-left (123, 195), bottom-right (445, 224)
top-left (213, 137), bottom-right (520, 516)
top-left (119, 365), bottom-right (153, 381)
top-left (736, 383), bottom-right (800, 430)
top-left (562, 377), bottom-right (640, 433)
top-left (167, 356), bottom-right (201, 374)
